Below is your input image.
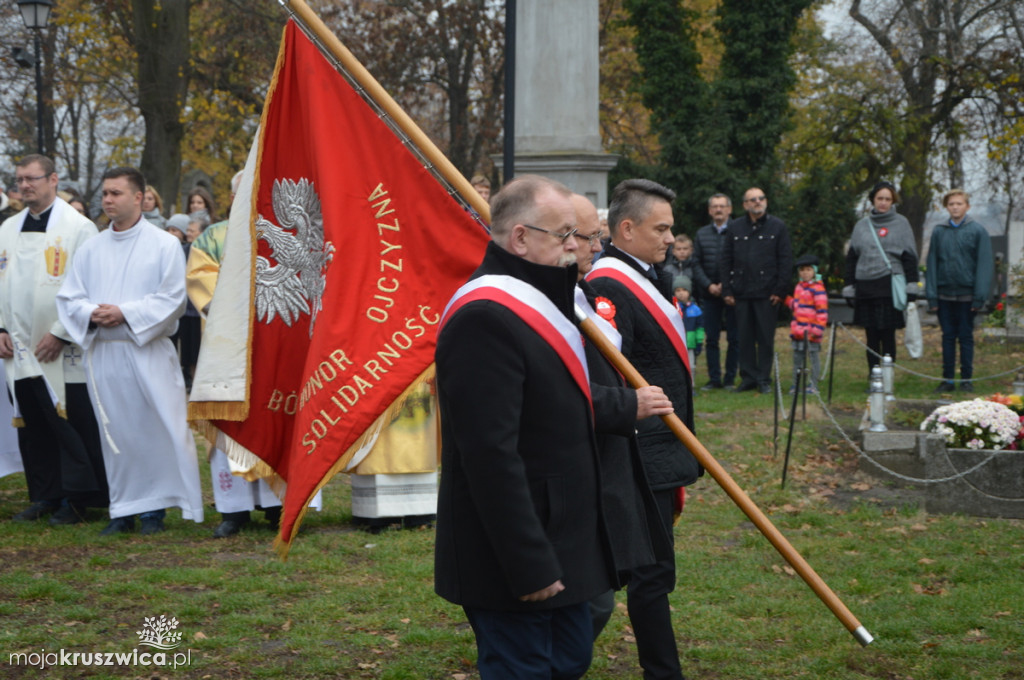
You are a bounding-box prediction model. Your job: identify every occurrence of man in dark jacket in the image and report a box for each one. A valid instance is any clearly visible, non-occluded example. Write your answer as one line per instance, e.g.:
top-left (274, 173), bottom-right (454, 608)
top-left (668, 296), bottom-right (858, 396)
top-left (692, 193), bottom-right (738, 389)
top-left (570, 193), bottom-right (675, 641)
top-left (587, 178), bottom-right (700, 680)
top-left (435, 175), bottom-right (616, 680)
top-left (722, 187), bottom-right (793, 394)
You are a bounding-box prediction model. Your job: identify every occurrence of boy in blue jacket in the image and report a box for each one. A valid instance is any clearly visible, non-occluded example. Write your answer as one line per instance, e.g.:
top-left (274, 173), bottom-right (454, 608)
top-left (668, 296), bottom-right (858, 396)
top-left (674, 275), bottom-right (704, 384)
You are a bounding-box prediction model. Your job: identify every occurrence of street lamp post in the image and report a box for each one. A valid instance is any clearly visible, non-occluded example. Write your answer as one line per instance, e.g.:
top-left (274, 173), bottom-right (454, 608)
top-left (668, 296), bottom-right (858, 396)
top-left (17, 0), bottom-right (55, 155)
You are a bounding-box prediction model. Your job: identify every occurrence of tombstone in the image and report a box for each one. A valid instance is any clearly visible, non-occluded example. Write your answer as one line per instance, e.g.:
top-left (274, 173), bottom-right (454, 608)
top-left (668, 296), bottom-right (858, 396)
top-left (500, 1), bottom-right (618, 207)
top-left (1007, 218), bottom-right (1024, 330)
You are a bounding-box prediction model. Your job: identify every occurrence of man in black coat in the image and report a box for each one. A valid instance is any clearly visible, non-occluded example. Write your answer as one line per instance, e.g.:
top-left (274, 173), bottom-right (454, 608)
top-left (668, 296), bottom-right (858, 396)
top-left (692, 193), bottom-right (738, 390)
top-left (722, 187), bottom-right (793, 394)
top-left (435, 175), bottom-right (616, 680)
top-left (570, 193), bottom-right (675, 641)
top-left (586, 179), bottom-right (700, 680)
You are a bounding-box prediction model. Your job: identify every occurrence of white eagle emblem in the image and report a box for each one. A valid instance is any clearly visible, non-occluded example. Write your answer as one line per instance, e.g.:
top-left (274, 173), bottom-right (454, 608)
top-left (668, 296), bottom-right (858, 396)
top-left (254, 178), bottom-right (335, 336)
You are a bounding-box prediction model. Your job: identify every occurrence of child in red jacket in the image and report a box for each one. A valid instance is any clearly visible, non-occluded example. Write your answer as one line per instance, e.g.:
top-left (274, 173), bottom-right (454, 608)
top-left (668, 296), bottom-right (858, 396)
top-left (788, 254), bottom-right (829, 394)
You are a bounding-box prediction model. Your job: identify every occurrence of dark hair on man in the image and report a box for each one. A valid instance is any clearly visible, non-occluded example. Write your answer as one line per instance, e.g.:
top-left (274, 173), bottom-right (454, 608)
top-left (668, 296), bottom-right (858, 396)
top-left (607, 179), bottom-right (676, 237)
top-left (489, 174), bottom-right (572, 240)
top-left (868, 180), bottom-right (900, 204)
top-left (707, 192), bottom-right (731, 207)
top-left (102, 166), bottom-right (146, 195)
top-left (16, 154), bottom-right (56, 176)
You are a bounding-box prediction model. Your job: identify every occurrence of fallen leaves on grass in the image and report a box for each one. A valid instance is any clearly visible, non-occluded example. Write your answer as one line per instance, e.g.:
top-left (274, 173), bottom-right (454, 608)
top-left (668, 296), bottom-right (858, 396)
top-left (911, 581), bottom-right (949, 596)
top-left (771, 564), bottom-right (797, 577)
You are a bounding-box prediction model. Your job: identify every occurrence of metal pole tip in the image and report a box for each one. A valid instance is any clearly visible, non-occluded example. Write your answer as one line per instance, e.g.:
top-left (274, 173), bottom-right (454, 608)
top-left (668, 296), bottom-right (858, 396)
top-left (852, 625), bottom-right (874, 646)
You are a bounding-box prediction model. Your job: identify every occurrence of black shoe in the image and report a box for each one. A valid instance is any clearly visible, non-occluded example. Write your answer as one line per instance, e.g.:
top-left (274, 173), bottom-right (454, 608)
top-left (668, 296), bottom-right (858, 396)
top-left (100, 516), bottom-right (136, 535)
top-left (262, 507), bottom-right (281, 531)
top-left (959, 381), bottom-right (974, 393)
top-left (12, 500), bottom-right (59, 522)
top-left (213, 511), bottom-right (250, 538)
top-left (701, 381), bottom-right (724, 391)
top-left (758, 384), bottom-right (772, 394)
top-left (934, 381), bottom-right (956, 393)
top-left (49, 503), bottom-right (87, 526)
top-left (140, 517), bottom-right (166, 535)
top-left (734, 382), bottom-right (758, 392)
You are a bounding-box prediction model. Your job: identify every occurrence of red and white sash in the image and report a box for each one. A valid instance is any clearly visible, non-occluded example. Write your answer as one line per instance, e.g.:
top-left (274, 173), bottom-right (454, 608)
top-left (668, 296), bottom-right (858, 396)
top-left (574, 286), bottom-right (622, 351)
top-left (441, 275), bottom-right (591, 405)
top-left (586, 257), bottom-right (690, 372)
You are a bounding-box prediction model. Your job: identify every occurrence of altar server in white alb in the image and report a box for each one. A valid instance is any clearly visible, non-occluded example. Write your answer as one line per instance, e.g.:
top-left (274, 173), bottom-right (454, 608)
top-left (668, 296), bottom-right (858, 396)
top-left (0, 154), bottom-right (107, 525)
top-left (56, 166), bottom-right (204, 536)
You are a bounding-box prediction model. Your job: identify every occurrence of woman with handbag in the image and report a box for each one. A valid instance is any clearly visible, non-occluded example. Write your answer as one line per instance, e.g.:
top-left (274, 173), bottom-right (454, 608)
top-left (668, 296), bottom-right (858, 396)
top-left (844, 181), bottom-right (919, 375)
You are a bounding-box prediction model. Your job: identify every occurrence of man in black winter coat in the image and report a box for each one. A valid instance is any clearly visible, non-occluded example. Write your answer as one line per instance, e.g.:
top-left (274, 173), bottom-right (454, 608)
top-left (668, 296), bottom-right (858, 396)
top-left (692, 193), bottom-right (738, 389)
top-left (570, 193), bottom-right (675, 642)
top-left (722, 187), bottom-right (793, 394)
top-left (586, 178), bottom-right (700, 680)
top-left (435, 175), bottom-right (616, 680)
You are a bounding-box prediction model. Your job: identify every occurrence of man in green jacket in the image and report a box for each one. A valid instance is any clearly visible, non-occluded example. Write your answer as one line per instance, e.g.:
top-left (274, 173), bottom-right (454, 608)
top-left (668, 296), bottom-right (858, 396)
top-left (925, 189), bottom-right (994, 393)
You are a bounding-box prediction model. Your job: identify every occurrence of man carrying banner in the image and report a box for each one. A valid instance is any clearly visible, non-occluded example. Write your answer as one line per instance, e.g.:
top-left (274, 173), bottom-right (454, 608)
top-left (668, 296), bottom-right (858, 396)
top-left (435, 175), bottom-right (615, 679)
top-left (570, 193), bottom-right (674, 641)
top-left (57, 166), bottom-right (204, 535)
top-left (587, 178), bottom-right (701, 680)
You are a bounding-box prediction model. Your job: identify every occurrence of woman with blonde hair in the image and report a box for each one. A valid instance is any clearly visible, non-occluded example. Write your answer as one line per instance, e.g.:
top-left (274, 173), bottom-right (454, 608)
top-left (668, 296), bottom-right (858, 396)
top-left (143, 184), bottom-right (167, 228)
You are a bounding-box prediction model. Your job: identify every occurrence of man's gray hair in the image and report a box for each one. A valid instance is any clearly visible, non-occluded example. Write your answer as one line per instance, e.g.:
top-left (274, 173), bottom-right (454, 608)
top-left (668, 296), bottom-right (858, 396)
top-left (708, 193), bottom-right (731, 207)
top-left (188, 210), bottom-right (211, 230)
top-left (489, 174), bottom-right (572, 241)
top-left (607, 179), bottom-right (675, 237)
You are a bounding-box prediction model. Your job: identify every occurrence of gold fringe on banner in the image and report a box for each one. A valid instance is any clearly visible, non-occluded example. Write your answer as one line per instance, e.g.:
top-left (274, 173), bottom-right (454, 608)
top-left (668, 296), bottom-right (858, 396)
top-left (12, 417), bottom-right (25, 428)
top-left (273, 365), bottom-right (436, 559)
top-left (188, 400), bottom-right (248, 423)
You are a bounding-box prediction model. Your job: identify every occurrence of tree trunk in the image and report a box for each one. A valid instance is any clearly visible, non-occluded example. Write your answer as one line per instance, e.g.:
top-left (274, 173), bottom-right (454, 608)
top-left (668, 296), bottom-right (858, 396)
top-left (132, 0), bottom-right (189, 216)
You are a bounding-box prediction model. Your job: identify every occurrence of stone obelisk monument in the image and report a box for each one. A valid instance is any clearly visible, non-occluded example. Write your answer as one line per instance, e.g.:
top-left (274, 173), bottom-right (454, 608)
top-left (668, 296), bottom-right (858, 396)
top-left (510, 0), bottom-right (617, 207)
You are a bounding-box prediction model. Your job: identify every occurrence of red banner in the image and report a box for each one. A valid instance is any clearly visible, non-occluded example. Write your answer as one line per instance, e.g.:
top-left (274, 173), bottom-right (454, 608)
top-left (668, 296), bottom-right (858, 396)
top-left (215, 21), bottom-right (489, 553)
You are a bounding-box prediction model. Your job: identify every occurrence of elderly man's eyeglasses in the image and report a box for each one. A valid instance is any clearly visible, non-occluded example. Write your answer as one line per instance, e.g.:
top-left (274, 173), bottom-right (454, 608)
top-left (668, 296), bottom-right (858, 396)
top-left (573, 231), bottom-right (603, 247)
top-left (15, 174), bottom-right (48, 185)
top-left (522, 223), bottom-right (578, 243)
top-left (744, 195), bottom-right (766, 203)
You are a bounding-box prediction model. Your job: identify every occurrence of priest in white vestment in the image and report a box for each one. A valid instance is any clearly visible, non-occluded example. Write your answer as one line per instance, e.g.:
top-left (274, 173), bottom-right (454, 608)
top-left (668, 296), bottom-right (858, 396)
top-left (0, 154), bottom-right (107, 525)
top-left (0, 362), bottom-right (24, 479)
top-left (56, 166), bottom-right (203, 535)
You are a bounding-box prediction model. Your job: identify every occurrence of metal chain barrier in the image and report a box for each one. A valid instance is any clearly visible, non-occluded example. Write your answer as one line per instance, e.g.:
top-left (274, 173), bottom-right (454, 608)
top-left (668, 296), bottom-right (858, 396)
top-left (834, 322), bottom-right (1024, 383)
top-left (803, 389), bottom-right (1024, 500)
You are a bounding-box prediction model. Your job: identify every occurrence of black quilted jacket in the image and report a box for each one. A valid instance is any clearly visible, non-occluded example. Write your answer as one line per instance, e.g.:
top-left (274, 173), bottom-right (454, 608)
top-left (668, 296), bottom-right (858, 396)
top-left (587, 245), bottom-right (703, 490)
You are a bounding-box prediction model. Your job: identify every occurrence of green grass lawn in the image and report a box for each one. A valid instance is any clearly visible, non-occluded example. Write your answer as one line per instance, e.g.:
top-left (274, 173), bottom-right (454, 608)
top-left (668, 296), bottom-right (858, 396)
top-left (2, 323), bottom-right (1023, 679)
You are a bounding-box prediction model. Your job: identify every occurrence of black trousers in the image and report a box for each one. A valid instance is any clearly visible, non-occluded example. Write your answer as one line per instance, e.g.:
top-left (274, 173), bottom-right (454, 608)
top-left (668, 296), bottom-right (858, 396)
top-left (702, 294), bottom-right (738, 385)
top-left (626, 488), bottom-right (683, 680)
top-left (735, 297), bottom-right (778, 388)
top-left (13, 377), bottom-right (107, 506)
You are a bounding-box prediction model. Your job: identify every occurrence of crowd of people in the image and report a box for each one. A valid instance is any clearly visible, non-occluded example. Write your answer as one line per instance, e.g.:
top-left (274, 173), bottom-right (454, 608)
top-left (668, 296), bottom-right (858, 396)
top-left (1, 153), bottom-right (997, 679)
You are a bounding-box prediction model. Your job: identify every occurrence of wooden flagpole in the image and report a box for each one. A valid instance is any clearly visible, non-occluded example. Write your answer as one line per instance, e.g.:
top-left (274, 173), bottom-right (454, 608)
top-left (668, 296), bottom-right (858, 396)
top-left (282, 0), bottom-right (491, 222)
top-left (576, 311), bottom-right (874, 646)
top-left (283, 0), bottom-right (871, 646)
